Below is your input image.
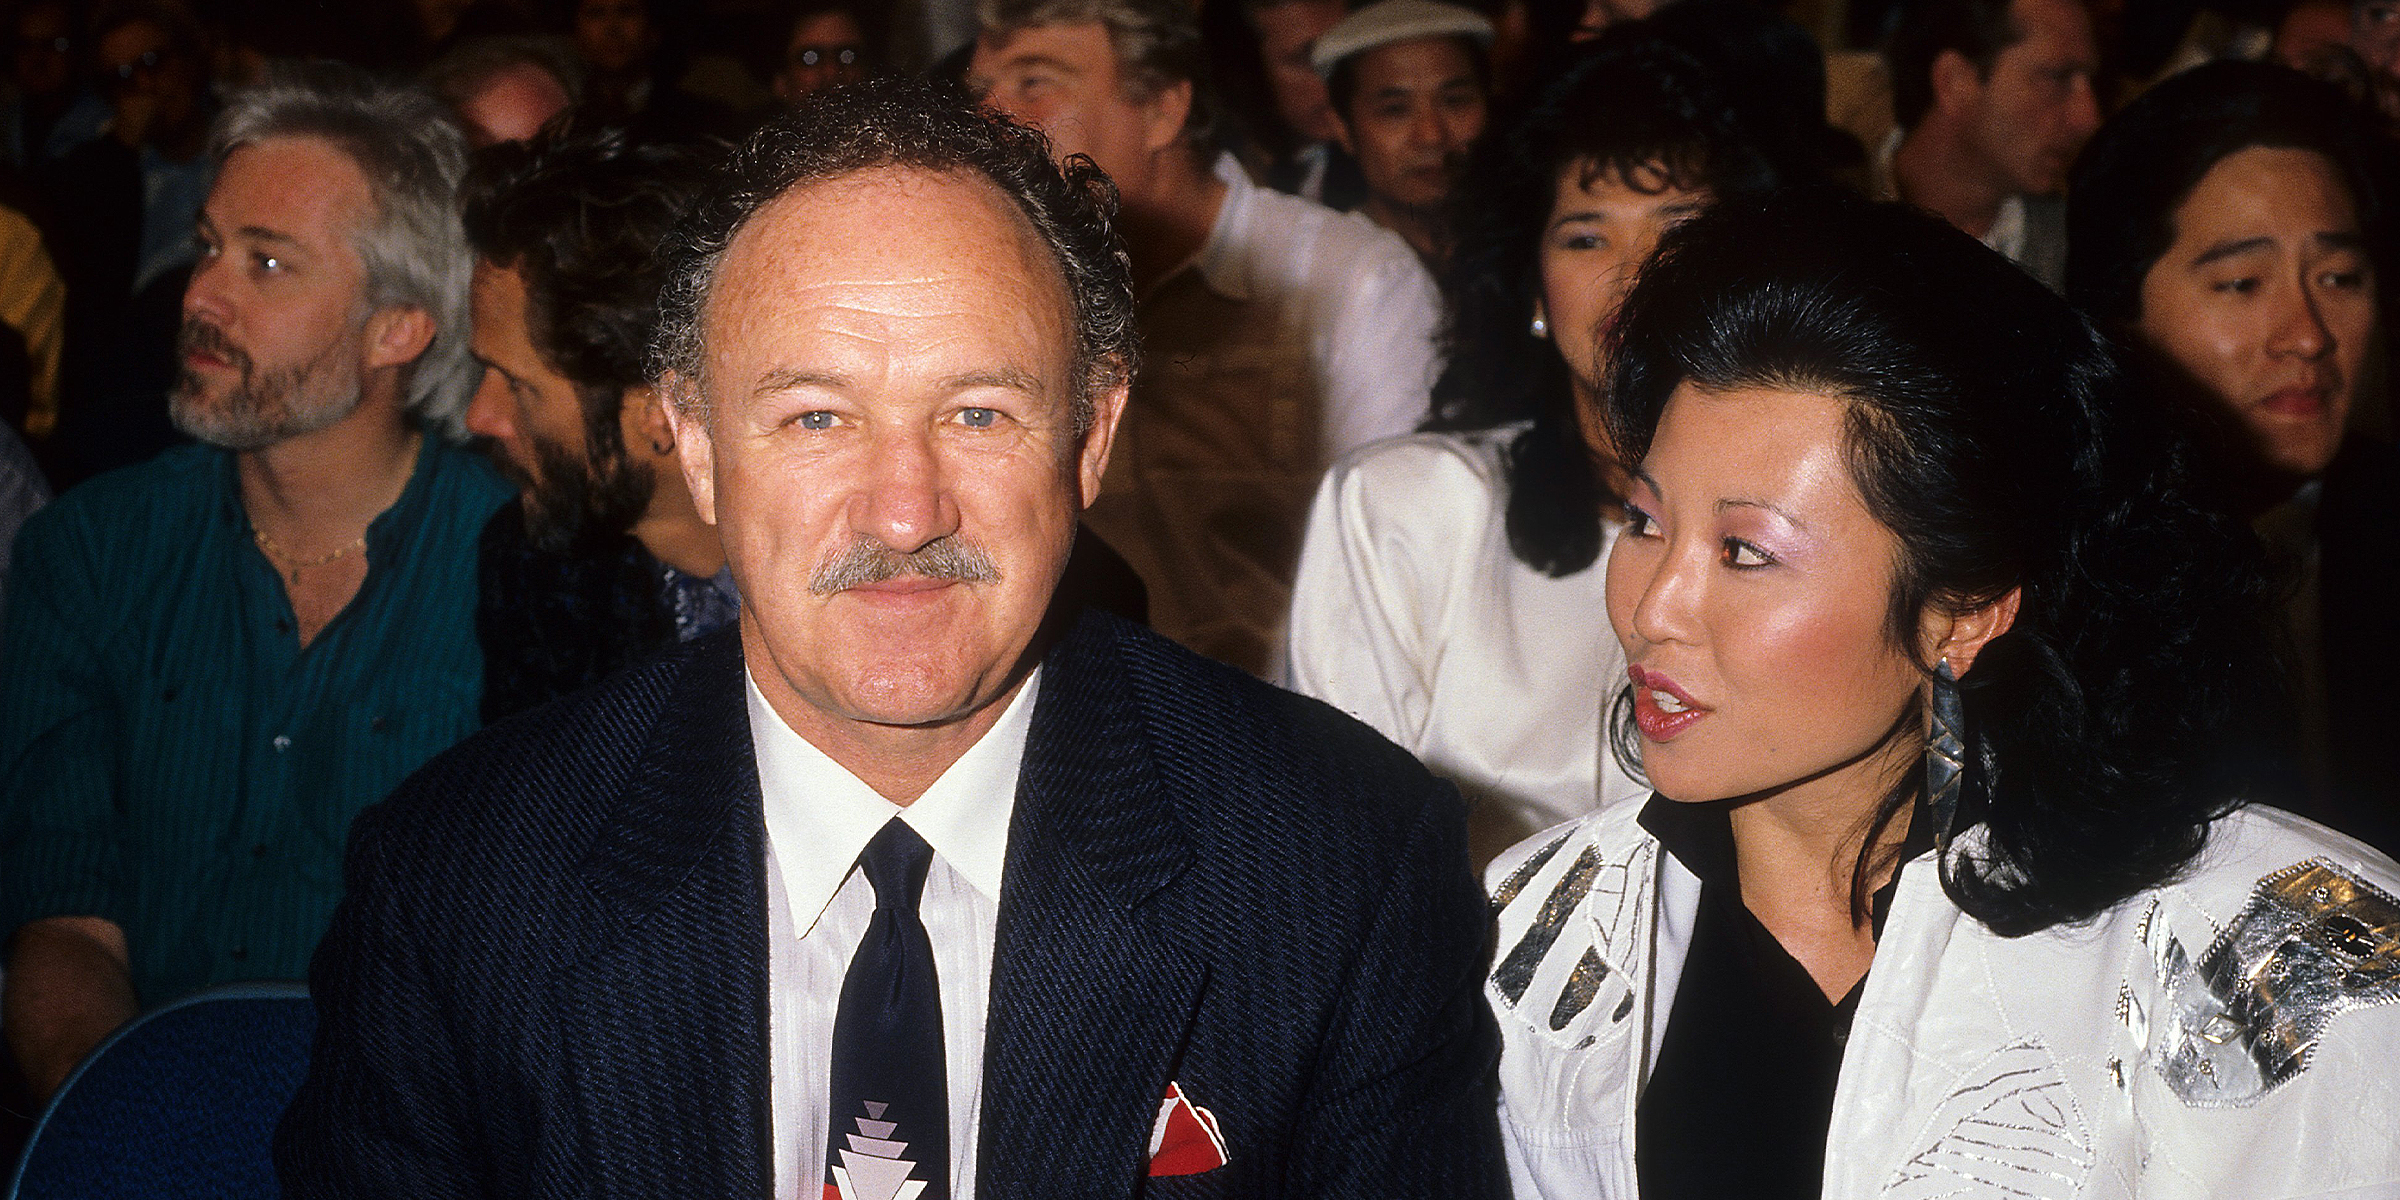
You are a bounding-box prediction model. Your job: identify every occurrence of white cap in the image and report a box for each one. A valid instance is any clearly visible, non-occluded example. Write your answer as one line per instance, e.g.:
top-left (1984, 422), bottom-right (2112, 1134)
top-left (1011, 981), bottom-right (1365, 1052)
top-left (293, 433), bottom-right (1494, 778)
top-left (1308, 0), bottom-right (1496, 78)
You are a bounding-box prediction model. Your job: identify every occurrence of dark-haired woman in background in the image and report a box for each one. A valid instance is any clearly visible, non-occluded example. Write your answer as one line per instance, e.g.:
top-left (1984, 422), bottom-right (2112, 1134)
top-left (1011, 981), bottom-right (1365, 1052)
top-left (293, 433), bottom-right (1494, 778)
top-left (1489, 187), bottom-right (2400, 1197)
top-left (1283, 32), bottom-right (1783, 865)
top-left (2068, 60), bottom-right (2400, 857)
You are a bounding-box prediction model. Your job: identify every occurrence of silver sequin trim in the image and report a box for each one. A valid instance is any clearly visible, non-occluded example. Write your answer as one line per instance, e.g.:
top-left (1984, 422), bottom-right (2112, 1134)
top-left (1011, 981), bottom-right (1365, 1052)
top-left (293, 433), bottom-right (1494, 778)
top-left (2148, 858), bottom-right (2400, 1107)
top-left (1882, 1039), bottom-right (2092, 1200)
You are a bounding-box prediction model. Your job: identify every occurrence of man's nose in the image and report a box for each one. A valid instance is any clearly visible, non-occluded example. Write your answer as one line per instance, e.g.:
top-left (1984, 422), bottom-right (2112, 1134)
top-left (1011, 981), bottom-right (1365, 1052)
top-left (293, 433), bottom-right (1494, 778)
top-left (1408, 104), bottom-right (1444, 148)
top-left (462, 369), bottom-right (518, 443)
top-left (2065, 76), bottom-right (2102, 141)
top-left (2270, 280), bottom-right (2337, 361)
top-left (183, 251), bottom-right (230, 324)
top-left (851, 427), bottom-right (958, 553)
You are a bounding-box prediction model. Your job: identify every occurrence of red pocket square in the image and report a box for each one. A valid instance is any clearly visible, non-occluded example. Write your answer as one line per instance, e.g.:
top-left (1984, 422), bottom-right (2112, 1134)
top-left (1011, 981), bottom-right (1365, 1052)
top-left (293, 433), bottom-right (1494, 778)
top-left (1147, 1081), bottom-right (1228, 1176)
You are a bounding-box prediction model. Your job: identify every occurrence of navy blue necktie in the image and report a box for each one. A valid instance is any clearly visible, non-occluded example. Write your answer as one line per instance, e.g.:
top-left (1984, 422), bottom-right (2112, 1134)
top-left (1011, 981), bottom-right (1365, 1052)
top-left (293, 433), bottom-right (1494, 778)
top-left (825, 819), bottom-right (949, 1200)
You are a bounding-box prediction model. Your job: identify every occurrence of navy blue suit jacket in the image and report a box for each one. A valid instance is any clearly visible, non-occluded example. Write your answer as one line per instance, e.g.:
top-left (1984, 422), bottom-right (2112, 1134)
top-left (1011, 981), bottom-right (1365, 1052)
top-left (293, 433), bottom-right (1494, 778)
top-left (275, 610), bottom-right (1504, 1199)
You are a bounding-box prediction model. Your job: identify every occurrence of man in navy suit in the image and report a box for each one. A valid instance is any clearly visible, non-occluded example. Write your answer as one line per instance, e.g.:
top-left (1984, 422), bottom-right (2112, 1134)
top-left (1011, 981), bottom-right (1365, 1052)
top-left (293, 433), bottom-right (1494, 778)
top-left (275, 78), bottom-right (1503, 1199)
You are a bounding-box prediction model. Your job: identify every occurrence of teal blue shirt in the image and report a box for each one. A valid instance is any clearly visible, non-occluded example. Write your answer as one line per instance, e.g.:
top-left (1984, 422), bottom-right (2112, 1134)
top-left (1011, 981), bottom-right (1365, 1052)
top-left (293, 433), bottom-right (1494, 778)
top-left (0, 437), bottom-right (509, 1005)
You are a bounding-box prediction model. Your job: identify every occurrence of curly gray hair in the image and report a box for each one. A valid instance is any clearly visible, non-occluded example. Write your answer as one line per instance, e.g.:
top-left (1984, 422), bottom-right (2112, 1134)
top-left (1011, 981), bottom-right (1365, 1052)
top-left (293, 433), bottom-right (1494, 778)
top-left (210, 61), bottom-right (476, 437)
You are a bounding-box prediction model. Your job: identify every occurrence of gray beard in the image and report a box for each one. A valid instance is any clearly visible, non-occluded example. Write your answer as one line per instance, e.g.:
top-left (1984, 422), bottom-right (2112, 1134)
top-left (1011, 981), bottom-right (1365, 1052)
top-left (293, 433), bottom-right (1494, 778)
top-left (170, 320), bottom-right (368, 451)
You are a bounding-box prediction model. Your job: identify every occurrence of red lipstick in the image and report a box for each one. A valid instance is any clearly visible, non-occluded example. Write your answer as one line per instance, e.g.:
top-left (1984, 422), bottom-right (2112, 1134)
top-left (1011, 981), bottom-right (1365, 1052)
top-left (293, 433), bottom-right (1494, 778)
top-left (1628, 665), bottom-right (1710, 742)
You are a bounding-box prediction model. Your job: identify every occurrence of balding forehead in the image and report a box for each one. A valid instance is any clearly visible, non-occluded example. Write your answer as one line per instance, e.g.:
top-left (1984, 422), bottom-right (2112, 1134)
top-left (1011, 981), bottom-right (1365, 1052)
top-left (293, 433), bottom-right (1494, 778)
top-left (707, 165), bottom-right (1077, 338)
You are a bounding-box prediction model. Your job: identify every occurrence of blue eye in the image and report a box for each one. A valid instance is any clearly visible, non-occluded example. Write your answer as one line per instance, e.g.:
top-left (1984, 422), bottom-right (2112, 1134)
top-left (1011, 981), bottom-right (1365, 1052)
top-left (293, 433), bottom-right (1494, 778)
top-left (958, 407), bottom-right (998, 429)
top-left (796, 411), bottom-right (837, 431)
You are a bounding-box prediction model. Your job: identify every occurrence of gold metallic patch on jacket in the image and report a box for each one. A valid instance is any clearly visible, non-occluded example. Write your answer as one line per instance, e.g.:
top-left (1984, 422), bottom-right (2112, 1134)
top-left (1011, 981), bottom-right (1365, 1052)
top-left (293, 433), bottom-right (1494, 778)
top-left (1548, 947), bottom-right (1610, 1031)
top-left (2149, 858), bottom-right (2400, 1106)
top-left (1489, 830), bottom-right (1572, 913)
top-left (1491, 845), bottom-right (1601, 1005)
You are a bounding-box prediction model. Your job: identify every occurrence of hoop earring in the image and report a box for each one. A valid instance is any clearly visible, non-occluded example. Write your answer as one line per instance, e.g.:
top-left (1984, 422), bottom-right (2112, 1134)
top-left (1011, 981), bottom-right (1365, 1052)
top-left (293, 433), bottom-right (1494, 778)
top-left (1529, 299), bottom-right (1549, 340)
top-left (1925, 660), bottom-right (1967, 856)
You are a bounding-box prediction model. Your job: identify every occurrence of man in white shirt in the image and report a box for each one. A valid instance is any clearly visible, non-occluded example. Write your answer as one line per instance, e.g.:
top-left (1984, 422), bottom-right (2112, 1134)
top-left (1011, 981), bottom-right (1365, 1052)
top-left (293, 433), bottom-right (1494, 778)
top-left (970, 0), bottom-right (1442, 676)
top-left (277, 76), bottom-right (1503, 1200)
top-left (1880, 0), bottom-right (2101, 290)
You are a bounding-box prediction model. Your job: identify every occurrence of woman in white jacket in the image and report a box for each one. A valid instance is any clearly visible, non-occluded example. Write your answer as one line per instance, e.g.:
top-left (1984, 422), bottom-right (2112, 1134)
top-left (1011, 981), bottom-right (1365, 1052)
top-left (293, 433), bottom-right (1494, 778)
top-left (1487, 186), bottom-right (2400, 1199)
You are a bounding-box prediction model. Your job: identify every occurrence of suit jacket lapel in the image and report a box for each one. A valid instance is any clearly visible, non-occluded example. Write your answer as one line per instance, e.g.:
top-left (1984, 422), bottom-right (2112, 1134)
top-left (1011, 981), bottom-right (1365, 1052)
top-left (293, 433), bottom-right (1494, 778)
top-left (553, 632), bottom-right (775, 1200)
top-left (979, 614), bottom-right (1208, 1200)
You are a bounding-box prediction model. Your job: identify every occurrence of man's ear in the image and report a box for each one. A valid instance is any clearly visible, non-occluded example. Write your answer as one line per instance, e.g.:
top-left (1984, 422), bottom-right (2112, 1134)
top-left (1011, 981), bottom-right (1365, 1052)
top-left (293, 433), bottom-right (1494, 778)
top-left (1076, 374), bottom-right (1130, 508)
top-left (1139, 78), bottom-right (1194, 155)
top-left (1928, 48), bottom-right (1985, 120)
top-left (1923, 586), bottom-right (2022, 678)
top-left (1329, 112), bottom-right (1357, 157)
top-left (620, 383), bottom-right (674, 459)
top-left (660, 372), bottom-right (717, 526)
top-left (362, 305), bottom-right (437, 371)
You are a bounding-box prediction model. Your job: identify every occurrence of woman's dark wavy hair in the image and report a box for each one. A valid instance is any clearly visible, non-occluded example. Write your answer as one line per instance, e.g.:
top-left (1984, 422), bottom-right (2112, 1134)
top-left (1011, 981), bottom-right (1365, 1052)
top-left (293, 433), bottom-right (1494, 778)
top-left (461, 124), bottom-right (719, 463)
top-left (1604, 187), bottom-right (2283, 936)
top-left (1422, 32), bottom-right (1783, 577)
top-left (651, 75), bottom-right (1137, 430)
top-left (2066, 59), bottom-right (2397, 329)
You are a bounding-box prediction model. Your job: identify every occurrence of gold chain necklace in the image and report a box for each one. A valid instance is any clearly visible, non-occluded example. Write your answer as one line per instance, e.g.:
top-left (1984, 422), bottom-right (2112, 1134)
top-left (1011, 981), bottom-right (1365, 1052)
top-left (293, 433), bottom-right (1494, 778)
top-left (252, 526), bottom-right (367, 585)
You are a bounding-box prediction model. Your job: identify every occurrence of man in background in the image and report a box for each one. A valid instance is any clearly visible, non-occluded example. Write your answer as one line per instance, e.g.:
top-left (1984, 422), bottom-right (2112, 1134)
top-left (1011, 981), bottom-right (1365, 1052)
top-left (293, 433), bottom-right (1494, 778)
top-left (972, 0), bottom-right (1441, 676)
top-left (772, 0), bottom-right (877, 101)
top-left (1312, 0), bottom-right (1492, 264)
top-left (1882, 0), bottom-right (2100, 289)
top-left (423, 35), bottom-right (581, 148)
top-left (460, 128), bottom-right (730, 721)
top-left (0, 63), bottom-right (505, 1103)
top-left (1242, 0), bottom-right (1354, 203)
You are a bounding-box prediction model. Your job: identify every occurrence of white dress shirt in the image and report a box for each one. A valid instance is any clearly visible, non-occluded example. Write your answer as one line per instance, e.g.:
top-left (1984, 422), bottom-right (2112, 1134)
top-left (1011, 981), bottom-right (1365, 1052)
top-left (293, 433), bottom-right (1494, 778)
top-left (1284, 430), bottom-right (1647, 868)
top-left (750, 668), bottom-right (1040, 1200)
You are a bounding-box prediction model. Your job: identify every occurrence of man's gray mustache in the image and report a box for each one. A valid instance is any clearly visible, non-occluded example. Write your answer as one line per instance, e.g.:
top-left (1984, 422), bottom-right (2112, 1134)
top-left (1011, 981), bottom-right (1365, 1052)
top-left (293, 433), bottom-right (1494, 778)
top-left (810, 536), bottom-right (1000, 594)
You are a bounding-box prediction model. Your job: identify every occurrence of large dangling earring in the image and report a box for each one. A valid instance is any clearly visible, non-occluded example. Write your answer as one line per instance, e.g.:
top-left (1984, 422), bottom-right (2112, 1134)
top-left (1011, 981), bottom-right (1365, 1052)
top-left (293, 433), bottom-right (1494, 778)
top-left (1529, 299), bottom-right (1550, 340)
top-left (1925, 660), bottom-right (1967, 856)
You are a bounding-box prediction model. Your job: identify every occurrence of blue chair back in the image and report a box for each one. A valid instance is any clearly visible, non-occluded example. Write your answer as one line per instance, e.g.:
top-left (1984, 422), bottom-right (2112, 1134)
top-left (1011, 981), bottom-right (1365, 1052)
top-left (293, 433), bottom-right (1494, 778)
top-left (5, 982), bottom-right (314, 1200)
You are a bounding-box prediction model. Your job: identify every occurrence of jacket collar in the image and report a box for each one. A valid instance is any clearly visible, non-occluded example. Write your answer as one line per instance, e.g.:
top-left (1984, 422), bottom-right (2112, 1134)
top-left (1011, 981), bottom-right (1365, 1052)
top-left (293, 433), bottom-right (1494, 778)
top-left (558, 629), bottom-right (775, 1200)
top-left (978, 610), bottom-right (1208, 1198)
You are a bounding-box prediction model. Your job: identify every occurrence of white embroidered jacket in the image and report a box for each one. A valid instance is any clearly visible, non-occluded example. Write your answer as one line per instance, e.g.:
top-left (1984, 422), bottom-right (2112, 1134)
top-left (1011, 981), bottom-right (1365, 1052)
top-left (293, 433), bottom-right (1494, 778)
top-left (1485, 801), bottom-right (2400, 1199)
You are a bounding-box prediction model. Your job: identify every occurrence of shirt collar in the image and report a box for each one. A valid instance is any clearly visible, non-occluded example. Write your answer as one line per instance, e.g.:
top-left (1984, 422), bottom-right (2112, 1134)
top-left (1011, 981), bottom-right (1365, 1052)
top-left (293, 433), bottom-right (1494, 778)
top-left (1872, 127), bottom-right (1902, 202)
top-left (1983, 193), bottom-right (2028, 260)
top-left (219, 432), bottom-right (440, 554)
top-left (747, 666), bottom-right (1040, 937)
top-left (1161, 151), bottom-right (1252, 303)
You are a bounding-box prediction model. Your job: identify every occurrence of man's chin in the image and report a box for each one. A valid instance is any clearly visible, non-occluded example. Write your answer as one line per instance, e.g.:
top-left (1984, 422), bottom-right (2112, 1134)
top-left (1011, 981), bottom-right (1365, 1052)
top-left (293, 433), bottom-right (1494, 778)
top-left (170, 392), bottom-right (277, 452)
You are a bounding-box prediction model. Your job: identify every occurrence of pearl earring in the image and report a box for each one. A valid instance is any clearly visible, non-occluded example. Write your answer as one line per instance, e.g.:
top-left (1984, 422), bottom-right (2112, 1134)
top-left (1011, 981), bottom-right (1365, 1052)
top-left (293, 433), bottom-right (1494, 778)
top-left (1530, 301), bottom-right (1549, 339)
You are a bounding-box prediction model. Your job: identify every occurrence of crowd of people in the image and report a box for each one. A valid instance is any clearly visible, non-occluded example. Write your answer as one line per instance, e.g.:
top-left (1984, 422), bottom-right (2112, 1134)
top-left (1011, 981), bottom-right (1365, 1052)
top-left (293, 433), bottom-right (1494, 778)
top-left (0, 0), bottom-right (2395, 1194)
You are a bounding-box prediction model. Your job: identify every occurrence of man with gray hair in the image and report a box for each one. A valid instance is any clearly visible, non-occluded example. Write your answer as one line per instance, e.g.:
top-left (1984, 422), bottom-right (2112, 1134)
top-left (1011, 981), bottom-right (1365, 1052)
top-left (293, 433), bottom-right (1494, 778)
top-left (278, 76), bottom-right (1500, 1199)
top-left (970, 0), bottom-right (1442, 677)
top-left (0, 62), bottom-right (508, 1103)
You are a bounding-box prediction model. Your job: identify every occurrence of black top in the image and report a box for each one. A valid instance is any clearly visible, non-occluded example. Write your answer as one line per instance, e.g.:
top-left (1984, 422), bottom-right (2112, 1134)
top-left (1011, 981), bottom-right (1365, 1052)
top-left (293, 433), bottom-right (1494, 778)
top-left (1633, 793), bottom-right (1933, 1200)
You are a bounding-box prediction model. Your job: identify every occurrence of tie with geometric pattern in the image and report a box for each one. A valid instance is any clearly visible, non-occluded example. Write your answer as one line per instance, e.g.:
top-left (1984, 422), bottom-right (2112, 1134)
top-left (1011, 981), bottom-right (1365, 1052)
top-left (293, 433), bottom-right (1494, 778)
top-left (824, 818), bottom-right (949, 1200)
